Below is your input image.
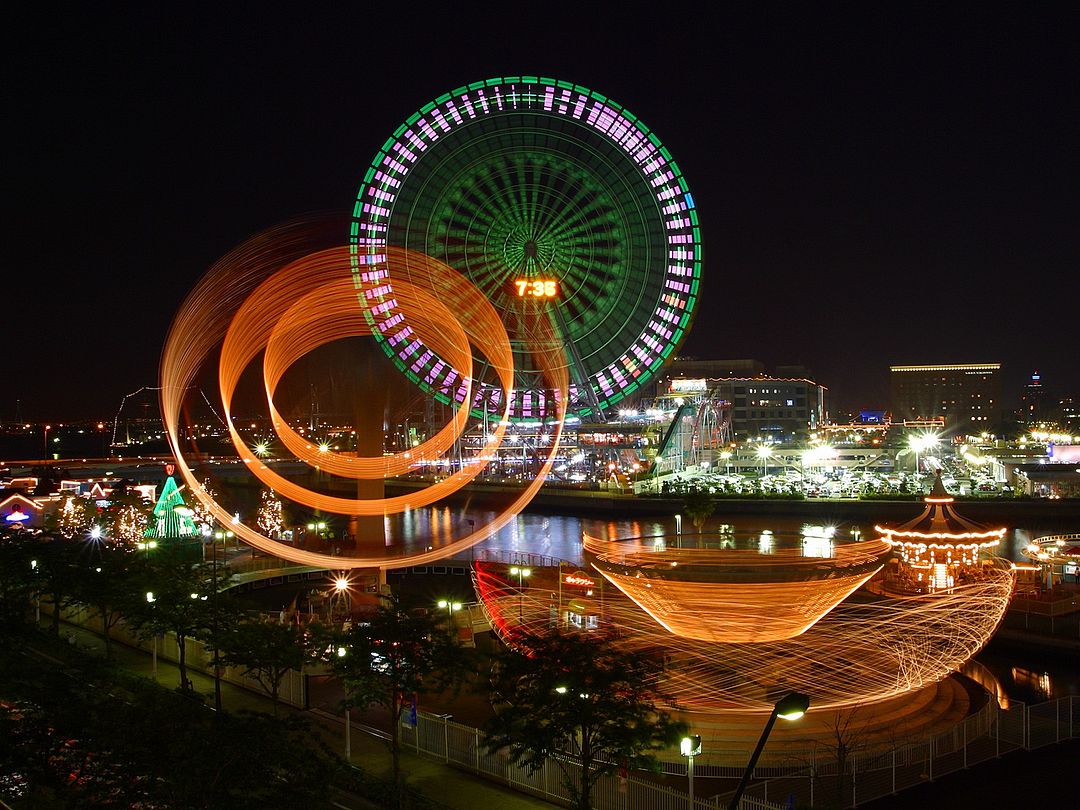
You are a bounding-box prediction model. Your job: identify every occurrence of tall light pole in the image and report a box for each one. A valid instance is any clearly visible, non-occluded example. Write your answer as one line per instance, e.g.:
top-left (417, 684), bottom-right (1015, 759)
top-left (437, 599), bottom-right (462, 638)
top-left (43, 424), bottom-right (51, 459)
top-left (681, 734), bottom-right (702, 809)
top-left (756, 444), bottom-right (773, 479)
top-left (145, 591), bottom-right (157, 675)
top-left (728, 692), bottom-right (810, 810)
top-left (509, 566), bottom-right (531, 620)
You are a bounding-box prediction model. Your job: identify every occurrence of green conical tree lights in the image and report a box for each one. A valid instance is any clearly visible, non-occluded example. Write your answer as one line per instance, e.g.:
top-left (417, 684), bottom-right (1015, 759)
top-left (144, 468), bottom-right (199, 542)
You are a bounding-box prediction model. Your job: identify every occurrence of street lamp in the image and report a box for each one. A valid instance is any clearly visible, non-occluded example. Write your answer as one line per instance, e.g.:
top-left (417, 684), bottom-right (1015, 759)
top-left (145, 591), bottom-right (157, 674)
top-left (755, 444), bottom-right (773, 478)
top-left (437, 599), bottom-right (463, 638)
top-left (43, 424), bottom-right (51, 459)
top-left (509, 566), bottom-right (531, 620)
top-left (681, 734), bottom-right (702, 809)
top-left (728, 692), bottom-right (810, 810)
top-left (908, 432), bottom-right (940, 476)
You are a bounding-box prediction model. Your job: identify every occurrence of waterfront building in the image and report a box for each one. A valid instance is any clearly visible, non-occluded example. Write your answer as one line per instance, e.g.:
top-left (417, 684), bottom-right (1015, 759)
top-left (656, 359), bottom-right (826, 442)
top-left (889, 363), bottom-right (1001, 433)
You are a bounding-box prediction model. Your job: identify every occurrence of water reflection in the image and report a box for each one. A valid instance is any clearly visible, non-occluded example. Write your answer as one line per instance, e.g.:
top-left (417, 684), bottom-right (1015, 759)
top-left (377, 507), bottom-right (886, 565)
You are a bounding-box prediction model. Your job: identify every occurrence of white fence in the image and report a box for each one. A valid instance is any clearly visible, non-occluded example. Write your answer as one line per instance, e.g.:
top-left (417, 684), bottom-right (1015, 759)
top-left (734, 695), bottom-right (1078, 808)
top-left (398, 710), bottom-right (780, 810)
top-left (393, 696), bottom-right (1079, 810)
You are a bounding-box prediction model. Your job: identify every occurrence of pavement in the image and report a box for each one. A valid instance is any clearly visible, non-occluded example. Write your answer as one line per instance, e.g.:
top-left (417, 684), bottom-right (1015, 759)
top-left (43, 618), bottom-right (555, 810)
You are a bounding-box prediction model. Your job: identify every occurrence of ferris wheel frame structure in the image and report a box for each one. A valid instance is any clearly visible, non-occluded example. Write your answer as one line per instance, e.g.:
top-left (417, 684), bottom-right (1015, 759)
top-left (350, 76), bottom-right (702, 421)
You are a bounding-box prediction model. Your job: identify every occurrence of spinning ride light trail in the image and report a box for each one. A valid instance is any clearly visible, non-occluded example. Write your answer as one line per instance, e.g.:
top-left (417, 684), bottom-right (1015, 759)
top-left (474, 554), bottom-right (1015, 712)
top-left (350, 76), bottom-right (702, 420)
top-left (584, 534), bottom-right (893, 642)
top-left (160, 230), bottom-right (569, 570)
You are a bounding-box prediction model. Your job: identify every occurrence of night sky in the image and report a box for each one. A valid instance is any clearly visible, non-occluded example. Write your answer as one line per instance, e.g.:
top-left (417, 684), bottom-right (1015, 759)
top-left (7, 5), bottom-right (1078, 421)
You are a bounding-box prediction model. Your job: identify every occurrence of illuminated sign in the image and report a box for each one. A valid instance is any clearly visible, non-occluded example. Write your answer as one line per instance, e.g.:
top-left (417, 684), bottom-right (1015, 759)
top-left (5, 509), bottom-right (30, 522)
top-left (565, 572), bottom-right (595, 587)
top-left (670, 378), bottom-right (707, 392)
top-left (514, 279), bottom-right (558, 298)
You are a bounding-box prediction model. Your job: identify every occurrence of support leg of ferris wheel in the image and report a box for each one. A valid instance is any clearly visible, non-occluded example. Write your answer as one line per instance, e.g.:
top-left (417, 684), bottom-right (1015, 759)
top-left (552, 305), bottom-right (605, 422)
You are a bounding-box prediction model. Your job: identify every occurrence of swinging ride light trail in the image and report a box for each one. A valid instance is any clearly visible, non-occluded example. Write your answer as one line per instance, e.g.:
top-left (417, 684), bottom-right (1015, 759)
top-left (583, 534), bottom-right (893, 642)
top-left (160, 237), bottom-right (569, 570)
top-left (474, 546), bottom-right (1014, 712)
top-left (350, 76), bottom-right (702, 420)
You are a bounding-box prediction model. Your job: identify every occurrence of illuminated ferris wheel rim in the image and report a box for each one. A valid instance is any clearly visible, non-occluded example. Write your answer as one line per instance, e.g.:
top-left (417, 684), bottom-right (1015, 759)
top-left (350, 75), bottom-right (702, 417)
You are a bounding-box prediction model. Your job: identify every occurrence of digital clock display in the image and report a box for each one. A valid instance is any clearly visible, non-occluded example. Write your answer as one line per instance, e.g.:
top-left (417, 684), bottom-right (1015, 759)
top-left (514, 279), bottom-right (559, 298)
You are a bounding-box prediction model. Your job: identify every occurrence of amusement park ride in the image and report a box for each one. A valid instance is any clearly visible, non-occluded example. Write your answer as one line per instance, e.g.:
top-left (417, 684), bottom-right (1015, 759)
top-left (160, 77), bottom-right (1014, 759)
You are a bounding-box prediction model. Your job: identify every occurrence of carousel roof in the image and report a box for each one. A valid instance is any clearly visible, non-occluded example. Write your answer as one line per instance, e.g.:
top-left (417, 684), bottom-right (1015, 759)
top-left (876, 471), bottom-right (1006, 544)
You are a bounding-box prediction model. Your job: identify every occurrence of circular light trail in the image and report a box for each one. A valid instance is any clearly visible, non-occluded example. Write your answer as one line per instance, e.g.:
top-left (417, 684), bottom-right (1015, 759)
top-left (160, 232), bottom-right (570, 570)
top-left (351, 76), bottom-right (701, 419)
top-left (474, 554), bottom-right (1014, 712)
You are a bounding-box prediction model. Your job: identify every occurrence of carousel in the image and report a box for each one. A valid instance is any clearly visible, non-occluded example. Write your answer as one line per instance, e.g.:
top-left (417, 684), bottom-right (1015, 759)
top-left (875, 470), bottom-right (1007, 594)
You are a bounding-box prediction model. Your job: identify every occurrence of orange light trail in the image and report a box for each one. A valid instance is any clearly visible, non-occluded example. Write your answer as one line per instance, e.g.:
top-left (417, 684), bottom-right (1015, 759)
top-left (159, 231), bottom-right (569, 570)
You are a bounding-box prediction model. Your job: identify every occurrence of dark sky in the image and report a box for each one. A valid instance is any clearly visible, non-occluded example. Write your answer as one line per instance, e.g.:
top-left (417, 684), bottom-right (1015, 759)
top-left (6, 4), bottom-right (1079, 421)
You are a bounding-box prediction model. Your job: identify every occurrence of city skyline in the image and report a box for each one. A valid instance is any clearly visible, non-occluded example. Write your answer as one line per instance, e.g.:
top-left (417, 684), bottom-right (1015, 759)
top-left (7, 6), bottom-right (1078, 420)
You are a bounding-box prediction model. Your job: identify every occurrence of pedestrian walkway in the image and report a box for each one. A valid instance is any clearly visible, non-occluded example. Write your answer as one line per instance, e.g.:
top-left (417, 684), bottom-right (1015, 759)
top-left (45, 619), bottom-right (555, 810)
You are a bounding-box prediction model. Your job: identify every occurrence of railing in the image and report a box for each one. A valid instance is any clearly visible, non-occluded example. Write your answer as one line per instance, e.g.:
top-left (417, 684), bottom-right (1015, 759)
top-left (398, 710), bottom-right (783, 810)
top-left (735, 695), bottom-right (1079, 808)
top-left (389, 695), bottom-right (1078, 810)
top-left (472, 548), bottom-right (569, 569)
top-left (46, 603), bottom-right (307, 708)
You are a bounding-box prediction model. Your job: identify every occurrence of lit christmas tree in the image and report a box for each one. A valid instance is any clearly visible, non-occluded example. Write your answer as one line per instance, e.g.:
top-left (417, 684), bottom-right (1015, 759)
top-left (144, 466), bottom-right (199, 541)
top-left (257, 489), bottom-right (283, 538)
top-left (112, 503), bottom-right (149, 546)
top-left (56, 495), bottom-right (92, 538)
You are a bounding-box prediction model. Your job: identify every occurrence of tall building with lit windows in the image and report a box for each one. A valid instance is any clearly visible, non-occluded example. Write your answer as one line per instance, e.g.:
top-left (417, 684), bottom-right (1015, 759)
top-left (657, 359), bottom-right (827, 441)
top-left (889, 363), bottom-right (1001, 433)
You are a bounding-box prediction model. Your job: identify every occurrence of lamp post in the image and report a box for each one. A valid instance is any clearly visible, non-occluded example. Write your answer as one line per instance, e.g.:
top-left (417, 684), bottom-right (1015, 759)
top-left (332, 576), bottom-right (351, 621)
top-left (756, 444), bottom-right (773, 479)
top-left (43, 424), bottom-right (51, 460)
top-left (509, 566), bottom-right (531, 620)
top-left (681, 734), bottom-right (702, 809)
top-left (728, 692), bottom-right (810, 810)
top-left (145, 591), bottom-right (157, 675)
top-left (437, 599), bottom-right (462, 638)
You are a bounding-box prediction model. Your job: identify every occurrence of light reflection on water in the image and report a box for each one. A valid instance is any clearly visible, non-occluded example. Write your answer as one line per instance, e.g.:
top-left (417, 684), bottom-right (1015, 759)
top-left (382, 507), bottom-right (1071, 566)
top-left (384, 509), bottom-right (877, 565)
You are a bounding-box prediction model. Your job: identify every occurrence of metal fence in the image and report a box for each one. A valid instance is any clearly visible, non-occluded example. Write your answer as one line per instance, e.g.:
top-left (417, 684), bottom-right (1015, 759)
top-left (398, 710), bottom-right (783, 810)
top-left (391, 696), bottom-right (1079, 810)
top-left (736, 695), bottom-right (1078, 809)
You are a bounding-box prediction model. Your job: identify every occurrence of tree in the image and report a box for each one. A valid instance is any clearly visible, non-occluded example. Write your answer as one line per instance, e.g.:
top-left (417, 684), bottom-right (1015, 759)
top-left (220, 620), bottom-right (307, 715)
top-left (68, 543), bottom-right (140, 659)
top-left (109, 502), bottom-right (150, 547)
top-left (34, 534), bottom-right (81, 636)
top-left (315, 593), bottom-right (469, 787)
top-left (53, 494), bottom-right (95, 538)
top-left (484, 630), bottom-right (687, 810)
top-left (0, 529), bottom-right (38, 634)
top-left (682, 487), bottom-right (715, 532)
top-left (819, 705), bottom-right (869, 808)
top-left (124, 548), bottom-right (216, 692)
top-left (257, 489), bottom-right (284, 538)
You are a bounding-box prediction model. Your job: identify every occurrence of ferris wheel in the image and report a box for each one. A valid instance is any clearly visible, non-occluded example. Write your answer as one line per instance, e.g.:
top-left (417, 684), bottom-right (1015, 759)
top-left (351, 76), bottom-right (702, 420)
